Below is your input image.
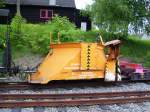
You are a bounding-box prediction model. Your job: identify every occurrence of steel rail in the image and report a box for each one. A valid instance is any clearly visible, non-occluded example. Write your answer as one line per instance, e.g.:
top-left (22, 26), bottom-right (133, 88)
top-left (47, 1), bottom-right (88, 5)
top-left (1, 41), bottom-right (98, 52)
top-left (0, 91), bottom-right (150, 100)
top-left (0, 96), bottom-right (150, 108)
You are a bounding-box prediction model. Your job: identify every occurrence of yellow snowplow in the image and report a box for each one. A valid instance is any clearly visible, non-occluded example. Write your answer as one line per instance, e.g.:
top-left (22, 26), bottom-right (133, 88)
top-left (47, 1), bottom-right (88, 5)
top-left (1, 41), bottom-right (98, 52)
top-left (28, 35), bottom-right (121, 84)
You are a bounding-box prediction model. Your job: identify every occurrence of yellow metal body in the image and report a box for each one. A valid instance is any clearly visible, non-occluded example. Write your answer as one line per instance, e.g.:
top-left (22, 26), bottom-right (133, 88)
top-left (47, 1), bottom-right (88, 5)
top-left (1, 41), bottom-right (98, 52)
top-left (28, 40), bottom-right (121, 84)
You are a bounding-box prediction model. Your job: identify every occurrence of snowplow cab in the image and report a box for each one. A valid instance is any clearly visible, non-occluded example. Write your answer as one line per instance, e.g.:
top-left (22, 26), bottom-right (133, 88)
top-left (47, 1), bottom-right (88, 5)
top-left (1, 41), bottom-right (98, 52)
top-left (28, 35), bottom-right (121, 84)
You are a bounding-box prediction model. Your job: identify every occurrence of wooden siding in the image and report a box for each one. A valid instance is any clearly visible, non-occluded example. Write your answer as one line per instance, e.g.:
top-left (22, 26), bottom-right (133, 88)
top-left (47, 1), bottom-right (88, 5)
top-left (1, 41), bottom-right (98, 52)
top-left (0, 5), bottom-right (91, 30)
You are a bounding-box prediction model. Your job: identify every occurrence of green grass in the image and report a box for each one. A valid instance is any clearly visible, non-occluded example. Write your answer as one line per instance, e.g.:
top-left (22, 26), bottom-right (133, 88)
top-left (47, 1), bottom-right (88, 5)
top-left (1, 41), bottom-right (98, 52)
top-left (0, 22), bottom-right (150, 67)
top-left (10, 34), bottom-right (150, 68)
top-left (0, 51), bottom-right (3, 66)
top-left (121, 36), bottom-right (150, 67)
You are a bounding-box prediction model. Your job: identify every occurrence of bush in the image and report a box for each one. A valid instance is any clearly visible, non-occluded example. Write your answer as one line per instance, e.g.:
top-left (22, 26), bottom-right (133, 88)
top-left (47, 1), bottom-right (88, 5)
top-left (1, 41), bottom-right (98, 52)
top-left (11, 13), bottom-right (26, 44)
top-left (0, 25), bottom-right (6, 47)
top-left (19, 16), bottom-right (77, 54)
top-left (144, 52), bottom-right (150, 67)
top-left (99, 29), bottom-right (128, 41)
top-left (1, 16), bottom-right (150, 68)
top-left (9, 15), bottom-right (129, 55)
top-left (48, 16), bottom-right (76, 31)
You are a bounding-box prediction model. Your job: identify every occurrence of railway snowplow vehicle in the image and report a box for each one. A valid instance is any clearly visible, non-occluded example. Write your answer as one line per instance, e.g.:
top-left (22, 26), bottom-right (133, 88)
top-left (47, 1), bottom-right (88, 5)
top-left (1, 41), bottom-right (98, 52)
top-left (28, 36), bottom-right (121, 84)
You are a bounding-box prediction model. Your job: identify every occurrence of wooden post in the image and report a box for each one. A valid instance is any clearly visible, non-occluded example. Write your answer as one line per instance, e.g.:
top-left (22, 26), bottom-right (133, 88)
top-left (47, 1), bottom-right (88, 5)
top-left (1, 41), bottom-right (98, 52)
top-left (50, 32), bottom-right (53, 44)
top-left (99, 35), bottom-right (104, 45)
top-left (57, 32), bottom-right (60, 44)
top-left (16, 0), bottom-right (21, 15)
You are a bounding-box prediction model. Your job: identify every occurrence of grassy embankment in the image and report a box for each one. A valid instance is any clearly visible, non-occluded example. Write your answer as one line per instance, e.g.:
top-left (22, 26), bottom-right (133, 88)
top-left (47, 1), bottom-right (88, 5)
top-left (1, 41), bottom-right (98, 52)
top-left (0, 24), bottom-right (150, 67)
top-left (121, 36), bottom-right (150, 67)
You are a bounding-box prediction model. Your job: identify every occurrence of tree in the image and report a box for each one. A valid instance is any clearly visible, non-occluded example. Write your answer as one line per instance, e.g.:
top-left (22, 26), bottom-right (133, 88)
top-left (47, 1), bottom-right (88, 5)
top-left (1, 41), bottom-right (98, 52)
top-left (90, 0), bottom-right (150, 35)
top-left (0, 0), bottom-right (4, 7)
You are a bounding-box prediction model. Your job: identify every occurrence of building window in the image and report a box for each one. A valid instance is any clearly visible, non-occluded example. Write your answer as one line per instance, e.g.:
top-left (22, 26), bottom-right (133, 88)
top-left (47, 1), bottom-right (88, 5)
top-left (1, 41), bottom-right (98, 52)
top-left (40, 9), bottom-right (53, 19)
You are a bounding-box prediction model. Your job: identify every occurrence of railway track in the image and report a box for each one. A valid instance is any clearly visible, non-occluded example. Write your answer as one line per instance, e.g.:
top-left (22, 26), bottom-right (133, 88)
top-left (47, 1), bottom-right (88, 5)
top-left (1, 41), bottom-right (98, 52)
top-left (0, 91), bottom-right (150, 108)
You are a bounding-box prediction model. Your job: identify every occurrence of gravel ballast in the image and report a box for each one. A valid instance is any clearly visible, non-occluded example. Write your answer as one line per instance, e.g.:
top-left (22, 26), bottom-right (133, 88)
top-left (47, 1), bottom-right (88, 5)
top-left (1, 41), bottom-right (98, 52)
top-left (0, 82), bottom-right (150, 112)
top-left (0, 82), bottom-right (149, 94)
top-left (0, 103), bottom-right (150, 112)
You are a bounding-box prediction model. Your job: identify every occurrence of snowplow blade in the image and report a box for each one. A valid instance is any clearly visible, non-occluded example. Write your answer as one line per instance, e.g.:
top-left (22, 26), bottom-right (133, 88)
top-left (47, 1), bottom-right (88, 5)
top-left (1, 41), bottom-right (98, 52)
top-left (28, 41), bottom-right (121, 84)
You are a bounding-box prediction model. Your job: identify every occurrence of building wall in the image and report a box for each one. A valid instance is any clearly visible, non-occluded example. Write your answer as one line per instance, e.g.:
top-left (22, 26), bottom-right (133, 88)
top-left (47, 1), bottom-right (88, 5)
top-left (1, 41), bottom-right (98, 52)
top-left (75, 9), bottom-right (91, 31)
top-left (0, 5), bottom-right (91, 30)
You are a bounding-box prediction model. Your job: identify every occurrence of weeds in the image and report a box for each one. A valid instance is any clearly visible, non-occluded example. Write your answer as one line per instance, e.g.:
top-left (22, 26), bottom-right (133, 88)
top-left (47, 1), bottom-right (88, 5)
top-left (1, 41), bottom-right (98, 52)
top-left (0, 16), bottom-right (150, 67)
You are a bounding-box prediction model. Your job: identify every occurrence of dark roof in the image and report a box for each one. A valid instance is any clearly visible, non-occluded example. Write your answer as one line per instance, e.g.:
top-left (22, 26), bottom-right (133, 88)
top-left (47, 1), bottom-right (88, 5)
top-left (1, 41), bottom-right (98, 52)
top-left (4, 0), bottom-right (76, 8)
top-left (57, 0), bottom-right (75, 8)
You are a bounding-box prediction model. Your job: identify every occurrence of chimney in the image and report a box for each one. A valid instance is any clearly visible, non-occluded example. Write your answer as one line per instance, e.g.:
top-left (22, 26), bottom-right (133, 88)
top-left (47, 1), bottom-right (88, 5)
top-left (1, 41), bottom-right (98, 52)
top-left (49, 0), bottom-right (56, 5)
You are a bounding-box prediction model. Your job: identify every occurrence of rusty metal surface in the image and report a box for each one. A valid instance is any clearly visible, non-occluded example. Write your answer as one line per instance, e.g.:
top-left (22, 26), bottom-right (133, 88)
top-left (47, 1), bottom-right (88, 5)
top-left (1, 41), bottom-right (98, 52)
top-left (0, 91), bottom-right (150, 100)
top-left (0, 91), bottom-right (150, 108)
top-left (0, 96), bottom-right (150, 108)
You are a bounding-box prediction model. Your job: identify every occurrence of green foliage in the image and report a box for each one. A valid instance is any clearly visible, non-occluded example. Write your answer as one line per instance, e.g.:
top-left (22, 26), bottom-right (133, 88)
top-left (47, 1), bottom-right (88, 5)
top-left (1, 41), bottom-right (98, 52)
top-left (0, 0), bottom-right (4, 7)
top-left (91, 0), bottom-right (131, 34)
top-left (0, 25), bottom-right (6, 65)
top-left (21, 24), bottom-right (50, 54)
top-left (145, 24), bottom-right (150, 35)
top-left (90, 0), bottom-right (150, 35)
top-left (48, 16), bottom-right (76, 31)
top-left (144, 52), bottom-right (150, 67)
top-left (121, 36), bottom-right (150, 67)
top-left (47, 16), bottom-right (76, 40)
top-left (80, 9), bottom-right (91, 18)
top-left (11, 16), bottom-right (77, 54)
top-left (60, 30), bottom-right (98, 42)
top-left (0, 25), bottom-right (6, 42)
top-left (10, 14), bottom-right (26, 50)
top-left (9, 14), bottom-right (129, 55)
top-left (126, 0), bottom-right (150, 34)
top-left (11, 13), bottom-right (25, 35)
top-left (1, 15), bottom-right (150, 67)
top-left (99, 29), bottom-right (127, 41)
